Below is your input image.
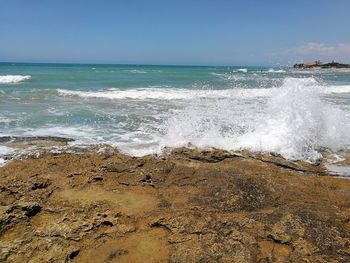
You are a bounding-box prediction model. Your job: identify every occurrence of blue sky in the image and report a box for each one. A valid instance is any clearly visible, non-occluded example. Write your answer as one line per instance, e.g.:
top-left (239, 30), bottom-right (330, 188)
top-left (1, 0), bottom-right (350, 66)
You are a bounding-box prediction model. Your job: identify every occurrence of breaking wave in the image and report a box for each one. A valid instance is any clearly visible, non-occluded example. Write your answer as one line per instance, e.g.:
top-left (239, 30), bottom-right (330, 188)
top-left (155, 77), bottom-right (350, 161)
top-left (267, 69), bottom-right (286, 73)
top-left (129, 69), bottom-right (147, 74)
top-left (57, 83), bottom-right (350, 101)
top-left (0, 75), bottom-right (31, 84)
top-left (56, 87), bottom-right (276, 100)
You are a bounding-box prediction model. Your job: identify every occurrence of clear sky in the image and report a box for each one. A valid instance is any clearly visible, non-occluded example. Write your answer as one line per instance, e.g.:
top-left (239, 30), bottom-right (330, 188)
top-left (1, 0), bottom-right (350, 66)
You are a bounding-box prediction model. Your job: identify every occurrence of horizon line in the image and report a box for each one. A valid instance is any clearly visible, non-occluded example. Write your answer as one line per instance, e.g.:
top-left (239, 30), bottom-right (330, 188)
top-left (0, 61), bottom-right (278, 68)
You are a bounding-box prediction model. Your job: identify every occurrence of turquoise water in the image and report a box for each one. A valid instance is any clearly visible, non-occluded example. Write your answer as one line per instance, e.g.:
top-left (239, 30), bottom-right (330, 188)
top-left (1, 63), bottom-right (350, 161)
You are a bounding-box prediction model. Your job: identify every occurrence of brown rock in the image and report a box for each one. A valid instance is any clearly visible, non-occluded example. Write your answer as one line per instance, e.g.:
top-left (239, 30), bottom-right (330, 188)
top-left (0, 148), bottom-right (350, 262)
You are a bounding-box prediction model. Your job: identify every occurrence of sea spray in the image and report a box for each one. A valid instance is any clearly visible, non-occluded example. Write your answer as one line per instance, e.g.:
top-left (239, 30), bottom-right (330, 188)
top-left (1, 64), bottom-right (350, 162)
top-left (158, 77), bottom-right (350, 161)
top-left (0, 145), bottom-right (15, 166)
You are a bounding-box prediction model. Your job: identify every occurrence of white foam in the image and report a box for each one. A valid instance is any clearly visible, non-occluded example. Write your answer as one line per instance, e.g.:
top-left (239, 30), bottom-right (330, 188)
top-left (267, 69), bottom-right (286, 73)
top-left (235, 78), bottom-right (350, 161)
top-left (0, 145), bottom-right (15, 155)
top-left (238, 68), bottom-right (248, 73)
top-left (210, 72), bottom-right (224, 76)
top-left (0, 146), bottom-right (16, 167)
top-left (0, 158), bottom-right (6, 166)
top-left (210, 72), bottom-right (246, 81)
top-left (56, 87), bottom-right (279, 101)
top-left (0, 116), bottom-right (12, 124)
top-left (22, 126), bottom-right (97, 143)
top-left (154, 77), bottom-right (350, 162)
top-left (56, 81), bottom-right (350, 102)
top-left (323, 85), bottom-right (350, 94)
top-left (129, 69), bottom-right (147, 74)
top-left (0, 75), bottom-right (31, 84)
top-left (324, 164), bottom-right (350, 177)
top-left (5, 75), bottom-right (350, 162)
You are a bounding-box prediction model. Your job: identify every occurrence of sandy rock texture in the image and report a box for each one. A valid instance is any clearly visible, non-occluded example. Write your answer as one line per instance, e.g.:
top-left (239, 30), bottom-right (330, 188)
top-left (1, 147), bottom-right (350, 262)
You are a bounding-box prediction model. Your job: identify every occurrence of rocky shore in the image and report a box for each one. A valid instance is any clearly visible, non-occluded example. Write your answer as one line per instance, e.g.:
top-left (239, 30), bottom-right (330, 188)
top-left (1, 145), bottom-right (350, 262)
top-left (293, 61), bottom-right (350, 69)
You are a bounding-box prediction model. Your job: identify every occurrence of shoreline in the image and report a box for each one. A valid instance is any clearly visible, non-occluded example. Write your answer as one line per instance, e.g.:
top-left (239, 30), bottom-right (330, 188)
top-left (1, 147), bottom-right (350, 262)
top-left (1, 136), bottom-right (349, 177)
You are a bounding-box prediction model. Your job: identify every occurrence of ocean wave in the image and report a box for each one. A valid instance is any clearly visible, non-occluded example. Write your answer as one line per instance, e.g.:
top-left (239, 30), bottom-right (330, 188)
top-left (323, 85), bottom-right (350, 94)
top-left (233, 78), bottom-right (350, 161)
top-left (154, 77), bottom-right (350, 162)
top-left (129, 69), bottom-right (147, 74)
top-left (211, 69), bottom-right (248, 75)
top-left (56, 80), bottom-right (350, 101)
top-left (22, 126), bottom-right (96, 140)
top-left (0, 116), bottom-right (13, 124)
top-left (0, 75), bottom-right (31, 84)
top-left (210, 72), bottom-right (247, 81)
top-left (56, 87), bottom-right (278, 100)
top-left (210, 72), bottom-right (224, 76)
top-left (4, 75), bottom-right (350, 162)
top-left (267, 69), bottom-right (286, 73)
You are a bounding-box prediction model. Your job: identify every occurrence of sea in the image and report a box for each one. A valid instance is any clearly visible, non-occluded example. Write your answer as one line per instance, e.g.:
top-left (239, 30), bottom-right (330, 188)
top-left (1, 63), bottom-right (350, 165)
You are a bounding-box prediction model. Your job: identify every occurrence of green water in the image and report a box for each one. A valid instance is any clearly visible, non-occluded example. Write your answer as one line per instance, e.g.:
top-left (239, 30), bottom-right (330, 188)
top-left (0, 63), bottom-right (350, 161)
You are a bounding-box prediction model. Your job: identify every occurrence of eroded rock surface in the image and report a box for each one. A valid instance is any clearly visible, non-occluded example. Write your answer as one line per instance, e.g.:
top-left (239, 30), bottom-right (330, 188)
top-left (1, 148), bottom-right (350, 262)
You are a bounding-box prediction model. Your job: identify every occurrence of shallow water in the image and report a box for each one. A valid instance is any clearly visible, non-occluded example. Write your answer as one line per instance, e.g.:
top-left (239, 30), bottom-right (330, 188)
top-left (1, 63), bottom-right (350, 163)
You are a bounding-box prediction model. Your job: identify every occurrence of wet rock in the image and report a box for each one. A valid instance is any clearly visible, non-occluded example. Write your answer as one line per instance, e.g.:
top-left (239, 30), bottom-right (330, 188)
top-left (0, 136), bottom-right (74, 143)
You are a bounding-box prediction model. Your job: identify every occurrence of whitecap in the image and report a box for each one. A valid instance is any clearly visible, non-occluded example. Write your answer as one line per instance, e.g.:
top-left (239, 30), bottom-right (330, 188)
top-left (267, 69), bottom-right (286, 73)
top-left (129, 69), bottom-right (147, 74)
top-left (0, 75), bottom-right (31, 84)
top-left (56, 87), bottom-right (277, 101)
